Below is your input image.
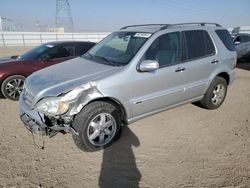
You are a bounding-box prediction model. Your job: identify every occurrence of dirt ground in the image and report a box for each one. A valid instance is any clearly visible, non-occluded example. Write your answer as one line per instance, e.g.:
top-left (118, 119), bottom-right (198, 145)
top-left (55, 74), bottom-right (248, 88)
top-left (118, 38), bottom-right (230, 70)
top-left (0, 47), bottom-right (250, 188)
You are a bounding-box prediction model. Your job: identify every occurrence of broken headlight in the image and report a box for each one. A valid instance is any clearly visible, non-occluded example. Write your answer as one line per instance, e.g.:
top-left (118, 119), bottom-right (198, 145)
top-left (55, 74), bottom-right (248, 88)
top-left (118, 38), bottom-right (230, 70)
top-left (34, 97), bottom-right (69, 116)
top-left (34, 82), bottom-right (96, 116)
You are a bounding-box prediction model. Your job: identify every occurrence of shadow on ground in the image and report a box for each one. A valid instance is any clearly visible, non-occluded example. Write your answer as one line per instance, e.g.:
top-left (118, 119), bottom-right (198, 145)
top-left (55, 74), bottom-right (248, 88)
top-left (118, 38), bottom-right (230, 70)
top-left (99, 126), bottom-right (141, 188)
top-left (237, 60), bottom-right (250, 71)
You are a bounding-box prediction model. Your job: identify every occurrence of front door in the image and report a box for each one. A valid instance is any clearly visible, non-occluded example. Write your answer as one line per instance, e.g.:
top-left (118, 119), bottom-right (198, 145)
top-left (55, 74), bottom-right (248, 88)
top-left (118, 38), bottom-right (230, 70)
top-left (130, 32), bottom-right (187, 118)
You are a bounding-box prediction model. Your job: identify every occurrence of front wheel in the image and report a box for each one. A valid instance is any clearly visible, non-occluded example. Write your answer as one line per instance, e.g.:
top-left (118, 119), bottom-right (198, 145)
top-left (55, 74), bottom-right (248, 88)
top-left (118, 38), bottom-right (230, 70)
top-left (72, 101), bottom-right (121, 152)
top-left (200, 76), bottom-right (227, 109)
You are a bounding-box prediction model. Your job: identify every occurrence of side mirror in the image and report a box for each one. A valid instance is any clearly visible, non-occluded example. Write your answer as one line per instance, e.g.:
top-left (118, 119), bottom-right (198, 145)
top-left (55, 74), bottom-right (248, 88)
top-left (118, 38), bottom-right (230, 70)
top-left (139, 60), bottom-right (159, 72)
top-left (234, 41), bottom-right (240, 45)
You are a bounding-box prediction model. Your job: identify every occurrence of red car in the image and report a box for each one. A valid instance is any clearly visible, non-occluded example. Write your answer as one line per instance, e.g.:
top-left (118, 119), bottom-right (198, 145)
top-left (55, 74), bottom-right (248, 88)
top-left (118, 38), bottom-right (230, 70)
top-left (0, 41), bottom-right (95, 100)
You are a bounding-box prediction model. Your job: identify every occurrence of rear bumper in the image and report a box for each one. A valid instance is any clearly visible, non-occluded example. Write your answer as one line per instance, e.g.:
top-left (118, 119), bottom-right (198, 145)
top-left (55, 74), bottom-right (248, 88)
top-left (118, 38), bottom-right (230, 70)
top-left (19, 92), bottom-right (46, 135)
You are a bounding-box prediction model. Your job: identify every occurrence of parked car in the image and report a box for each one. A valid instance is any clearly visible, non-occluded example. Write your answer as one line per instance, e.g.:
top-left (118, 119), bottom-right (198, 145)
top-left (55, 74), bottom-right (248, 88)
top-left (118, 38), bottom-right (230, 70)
top-left (231, 33), bottom-right (250, 61)
top-left (0, 41), bottom-right (96, 100)
top-left (19, 23), bottom-right (236, 151)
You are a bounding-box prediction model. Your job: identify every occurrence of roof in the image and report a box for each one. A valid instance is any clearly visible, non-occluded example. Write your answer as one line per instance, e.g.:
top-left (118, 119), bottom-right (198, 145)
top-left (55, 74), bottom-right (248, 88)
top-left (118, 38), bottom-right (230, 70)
top-left (120, 23), bottom-right (222, 33)
top-left (45, 41), bottom-right (96, 45)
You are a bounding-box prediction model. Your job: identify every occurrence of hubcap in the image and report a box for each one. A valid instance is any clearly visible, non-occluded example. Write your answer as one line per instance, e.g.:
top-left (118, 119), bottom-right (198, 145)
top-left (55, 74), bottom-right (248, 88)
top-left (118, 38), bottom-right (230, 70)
top-left (5, 78), bottom-right (24, 99)
top-left (211, 83), bottom-right (225, 105)
top-left (87, 113), bottom-right (117, 147)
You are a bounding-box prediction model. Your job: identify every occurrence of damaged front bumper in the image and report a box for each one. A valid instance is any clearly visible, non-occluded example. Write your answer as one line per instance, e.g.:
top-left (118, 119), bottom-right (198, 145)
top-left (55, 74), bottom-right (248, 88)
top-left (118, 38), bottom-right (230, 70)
top-left (19, 92), bottom-right (77, 137)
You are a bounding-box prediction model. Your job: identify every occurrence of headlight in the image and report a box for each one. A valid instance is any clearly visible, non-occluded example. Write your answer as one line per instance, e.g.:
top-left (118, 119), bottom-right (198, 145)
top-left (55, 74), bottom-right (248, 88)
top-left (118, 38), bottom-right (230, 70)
top-left (35, 97), bottom-right (69, 116)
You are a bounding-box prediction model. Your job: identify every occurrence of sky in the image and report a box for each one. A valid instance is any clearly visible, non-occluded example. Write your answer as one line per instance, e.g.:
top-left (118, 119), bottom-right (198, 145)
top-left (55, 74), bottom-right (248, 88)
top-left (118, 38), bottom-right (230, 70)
top-left (0, 0), bottom-right (249, 32)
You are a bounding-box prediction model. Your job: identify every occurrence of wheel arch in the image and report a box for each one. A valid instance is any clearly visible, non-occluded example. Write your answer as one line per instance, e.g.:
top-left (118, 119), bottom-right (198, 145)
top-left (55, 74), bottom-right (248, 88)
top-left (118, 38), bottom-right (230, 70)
top-left (86, 97), bottom-right (128, 125)
top-left (216, 72), bottom-right (230, 85)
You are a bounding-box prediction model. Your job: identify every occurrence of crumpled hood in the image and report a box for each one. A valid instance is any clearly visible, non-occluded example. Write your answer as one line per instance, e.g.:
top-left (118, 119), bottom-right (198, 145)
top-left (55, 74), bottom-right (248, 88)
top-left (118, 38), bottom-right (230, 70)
top-left (25, 57), bottom-right (122, 103)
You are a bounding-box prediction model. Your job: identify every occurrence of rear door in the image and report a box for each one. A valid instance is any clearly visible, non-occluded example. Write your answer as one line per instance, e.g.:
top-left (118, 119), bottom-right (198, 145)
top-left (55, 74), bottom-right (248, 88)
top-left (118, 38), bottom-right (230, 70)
top-left (181, 29), bottom-right (219, 100)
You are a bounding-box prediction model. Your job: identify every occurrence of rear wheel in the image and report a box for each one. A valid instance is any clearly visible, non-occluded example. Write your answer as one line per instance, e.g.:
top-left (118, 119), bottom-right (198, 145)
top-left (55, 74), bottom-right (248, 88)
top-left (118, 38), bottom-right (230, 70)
top-left (200, 76), bottom-right (227, 109)
top-left (1, 75), bottom-right (25, 100)
top-left (72, 101), bottom-right (121, 152)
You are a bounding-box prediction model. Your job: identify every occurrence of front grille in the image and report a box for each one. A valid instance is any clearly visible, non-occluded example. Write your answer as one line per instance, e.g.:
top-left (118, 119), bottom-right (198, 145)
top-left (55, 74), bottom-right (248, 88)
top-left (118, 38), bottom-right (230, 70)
top-left (23, 88), bottom-right (35, 107)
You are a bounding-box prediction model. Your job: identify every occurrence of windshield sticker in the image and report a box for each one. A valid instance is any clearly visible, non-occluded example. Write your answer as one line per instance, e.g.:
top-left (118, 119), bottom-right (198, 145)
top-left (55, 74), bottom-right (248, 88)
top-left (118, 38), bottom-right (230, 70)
top-left (134, 33), bottom-right (152, 38)
top-left (46, 44), bottom-right (54, 48)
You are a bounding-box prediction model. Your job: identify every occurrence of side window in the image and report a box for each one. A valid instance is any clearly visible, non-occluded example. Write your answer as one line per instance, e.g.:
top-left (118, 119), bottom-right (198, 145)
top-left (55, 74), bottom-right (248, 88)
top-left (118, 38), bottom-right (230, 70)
top-left (234, 36), bottom-right (241, 43)
top-left (215, 30), bottom-right (236, 51)
top-left (204, 31), bottom-right (216, 55)
top-left (145, 32), bottom-right (180, 68)
top-left (46, 45), bottom-right (74, 59)
top-left (241, 36), bottom-right (250, 43)
top-left (75, 43), bottom-right (94, 56)
top-left (63, 45), bottom-right (75, 56)
top-left (183, 30), bottom-right (207, 60)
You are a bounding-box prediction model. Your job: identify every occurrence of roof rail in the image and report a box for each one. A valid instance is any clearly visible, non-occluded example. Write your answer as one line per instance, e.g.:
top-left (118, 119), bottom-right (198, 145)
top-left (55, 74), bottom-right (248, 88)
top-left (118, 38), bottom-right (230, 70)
top-left (120, 22), bottom-right (221, 32)
top-left (160, 22), bottom-right (221, 30)
top-left (120, 24), bottom-right (169, 30)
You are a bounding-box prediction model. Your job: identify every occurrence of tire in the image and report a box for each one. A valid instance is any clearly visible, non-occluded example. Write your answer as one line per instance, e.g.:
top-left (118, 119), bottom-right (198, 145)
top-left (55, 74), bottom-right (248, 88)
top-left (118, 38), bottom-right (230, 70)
top-left (200, 76), bottom-right (227, 109)
top-left (72, 101), bottom-right (121, 152)
top-left (1, 75), bottom-right (25, 100)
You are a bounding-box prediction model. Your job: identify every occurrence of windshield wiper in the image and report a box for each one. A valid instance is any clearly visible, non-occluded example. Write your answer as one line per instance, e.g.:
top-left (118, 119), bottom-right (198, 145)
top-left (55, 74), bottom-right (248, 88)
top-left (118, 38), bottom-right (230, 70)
top-left (81, 52), bottom-right (92, 59)
top-left (94, 55), bottom-right (117, 66)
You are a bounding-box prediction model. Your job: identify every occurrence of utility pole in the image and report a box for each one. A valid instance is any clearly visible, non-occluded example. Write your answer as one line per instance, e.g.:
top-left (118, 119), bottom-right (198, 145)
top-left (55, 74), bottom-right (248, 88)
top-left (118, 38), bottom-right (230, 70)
top-left (55, 0), bottom-right (74, 32)
top-left (0, 17), bottom-right (3, 32)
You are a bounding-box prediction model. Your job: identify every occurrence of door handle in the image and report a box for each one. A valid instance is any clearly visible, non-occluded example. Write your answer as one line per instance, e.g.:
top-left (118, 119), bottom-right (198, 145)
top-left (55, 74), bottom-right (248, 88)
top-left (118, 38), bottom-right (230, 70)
top-left (211, 59), bottom-right (219, 64)
top-left (175, 67), bottom-right (186, 72)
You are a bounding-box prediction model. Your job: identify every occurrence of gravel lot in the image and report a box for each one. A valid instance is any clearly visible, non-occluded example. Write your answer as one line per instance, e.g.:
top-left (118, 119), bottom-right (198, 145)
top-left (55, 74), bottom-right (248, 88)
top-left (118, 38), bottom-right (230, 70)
top-left (0, 47), bottom-right (250, 188)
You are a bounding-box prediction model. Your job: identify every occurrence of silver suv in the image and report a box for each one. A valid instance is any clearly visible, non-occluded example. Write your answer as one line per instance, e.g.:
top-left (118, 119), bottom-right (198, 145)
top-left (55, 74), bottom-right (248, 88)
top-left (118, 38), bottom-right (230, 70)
top-left (19, 23), bottom-right (237, 151)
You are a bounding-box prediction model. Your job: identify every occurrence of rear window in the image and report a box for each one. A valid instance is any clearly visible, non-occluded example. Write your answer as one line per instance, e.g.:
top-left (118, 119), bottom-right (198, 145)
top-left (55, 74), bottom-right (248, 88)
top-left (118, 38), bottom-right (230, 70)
top-left (215, 30), bottom-right (235, 51)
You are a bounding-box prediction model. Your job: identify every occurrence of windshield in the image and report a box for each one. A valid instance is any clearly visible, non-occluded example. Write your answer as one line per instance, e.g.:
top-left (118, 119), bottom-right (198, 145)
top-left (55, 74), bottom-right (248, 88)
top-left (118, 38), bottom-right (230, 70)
top-left (19, 43), bottom-right (54, 60)
top-left (82, 31), bottom-right (151, 66)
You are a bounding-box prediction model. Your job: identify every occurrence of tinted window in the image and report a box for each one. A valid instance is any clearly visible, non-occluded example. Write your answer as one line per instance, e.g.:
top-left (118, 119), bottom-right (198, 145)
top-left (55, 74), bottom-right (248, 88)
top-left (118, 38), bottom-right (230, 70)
top-left (145, 32), bottom-right (180, 68)
top-left (234, 36), bottom-right (241, 43)
top-left (184, 30), bottom-right (206, 60)
top-left (215, 30), bottom-right (235, 51)
top-left (242, 36), bottom-right (250, 43)
top-left (46, 45), bottom-right (74, 59)
top-left (76, 43), bottom-right (95, 56)
top-left (204, 31), bottom-right (215, 55)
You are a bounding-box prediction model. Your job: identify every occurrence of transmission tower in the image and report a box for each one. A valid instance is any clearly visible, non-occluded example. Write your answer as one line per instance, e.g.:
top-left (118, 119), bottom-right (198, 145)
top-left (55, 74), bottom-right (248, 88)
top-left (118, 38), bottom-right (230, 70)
top-left (0, 17), bottom-right (17, 32)
top-left (55, 0), bottom-right (74, 32)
